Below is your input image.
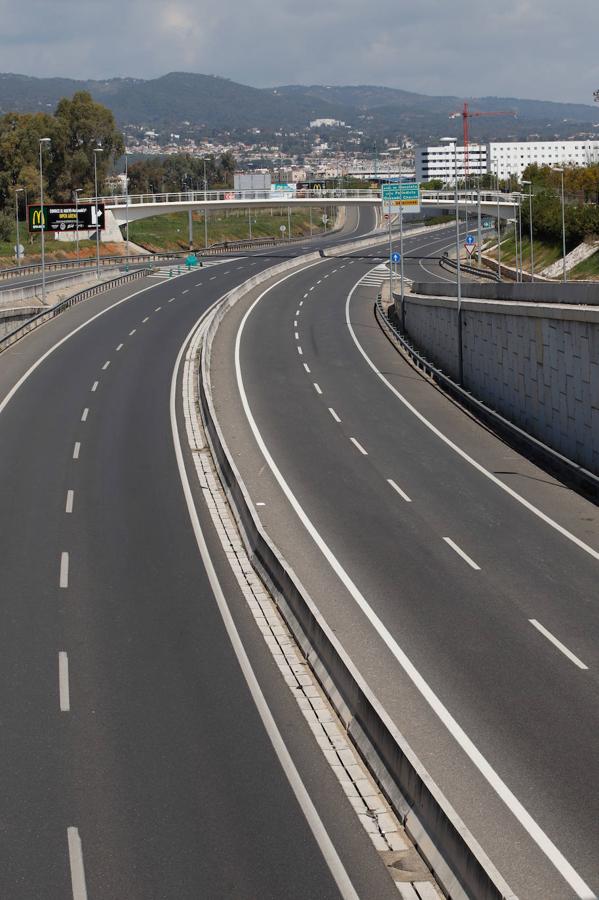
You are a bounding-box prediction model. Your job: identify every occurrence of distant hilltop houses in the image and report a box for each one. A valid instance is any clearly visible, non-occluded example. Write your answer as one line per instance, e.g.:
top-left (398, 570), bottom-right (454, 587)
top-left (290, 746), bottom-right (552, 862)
top-left (309, 118), bottom-right (346, 128)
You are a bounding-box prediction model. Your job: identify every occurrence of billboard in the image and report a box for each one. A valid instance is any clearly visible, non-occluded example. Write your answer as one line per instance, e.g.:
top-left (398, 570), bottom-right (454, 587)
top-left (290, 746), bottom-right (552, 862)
top-left (28, 204), bottom-right (105, 233)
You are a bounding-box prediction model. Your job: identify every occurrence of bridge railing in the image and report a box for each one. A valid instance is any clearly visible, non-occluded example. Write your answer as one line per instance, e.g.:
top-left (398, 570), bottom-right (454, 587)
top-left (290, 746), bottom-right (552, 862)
top-left (80, 187), bottom-right (519, 208)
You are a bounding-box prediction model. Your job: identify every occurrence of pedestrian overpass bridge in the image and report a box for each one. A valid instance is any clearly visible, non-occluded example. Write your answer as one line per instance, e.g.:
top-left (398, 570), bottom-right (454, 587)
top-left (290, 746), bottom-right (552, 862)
top-left (80, 188), bottom-right (521, 241)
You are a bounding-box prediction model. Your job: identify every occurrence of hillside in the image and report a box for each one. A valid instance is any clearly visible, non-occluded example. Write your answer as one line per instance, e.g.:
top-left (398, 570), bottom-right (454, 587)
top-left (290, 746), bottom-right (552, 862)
top-left (1, 72), bottom-right (598, 143)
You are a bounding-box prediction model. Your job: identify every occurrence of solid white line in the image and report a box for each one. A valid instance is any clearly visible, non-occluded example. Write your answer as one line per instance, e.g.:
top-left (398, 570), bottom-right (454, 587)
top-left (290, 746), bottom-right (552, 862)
top-left (387, 478), bottom-right (411, 502)
top-left (349, 437), bottom-right (368, 455)
top-left (171, 311), bottom-right (359, 900)
top-left (529, 619), bottom-right (589, 670)
top-left (443, 537), bottom-right (481, 571)
top-left (303, 363), bottom-right (311, 374)
top-left (237, 270), bottom-right (597, 900)
top-left (91, 381), bottom-right (98, 392)
top-left (329, 407), bottom-right (341, 423)
top-left (81, 408), bottom-right (89, 422)
top-left (116, 342), bottom-right (124, 351)
top-left (102, 360), bottom-right (110, 370)
top-left (313, 383), bottom-right (323, 395)
top-left (60, 552), bottom-right (69, 588)
top-left (67, 827), bottom-right (88, 900)
top-left (59, 652), bottom-right (70, 712)
top-left (73, 442), bottom-right (81, 460)
top-left (129, 328), bottom-right (136, 335)
top-left (297, 346), bottom-right (303, 356)
top-left (65, 490), bottom-right (74, 514)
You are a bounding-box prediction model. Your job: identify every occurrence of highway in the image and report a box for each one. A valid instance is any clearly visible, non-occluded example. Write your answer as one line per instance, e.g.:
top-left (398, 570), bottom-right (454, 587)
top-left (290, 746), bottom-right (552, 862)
top-left (218, 222), bottom-right (599, 899)
top-left (0, 207), bottom-right (414, 898)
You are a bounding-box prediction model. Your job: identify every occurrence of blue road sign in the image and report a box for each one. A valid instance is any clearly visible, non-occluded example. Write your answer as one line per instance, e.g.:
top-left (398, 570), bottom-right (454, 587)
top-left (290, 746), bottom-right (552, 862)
top-left (391, 252), bottom-right (401, 263)
top-left (466, 234), bottom-right (475, 245)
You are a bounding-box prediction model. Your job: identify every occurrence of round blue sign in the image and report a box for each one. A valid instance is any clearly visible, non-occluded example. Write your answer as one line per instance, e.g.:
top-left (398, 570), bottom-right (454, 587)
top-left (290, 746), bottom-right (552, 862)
top-left (466, 234), bottom-right (475, 245)
top-left (391, 252), bottom-right (401, 262)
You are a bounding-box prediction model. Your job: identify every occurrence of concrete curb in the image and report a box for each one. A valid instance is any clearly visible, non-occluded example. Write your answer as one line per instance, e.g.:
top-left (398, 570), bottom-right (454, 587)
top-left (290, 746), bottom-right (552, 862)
top-left (198, 251), bottom-right (517, 900)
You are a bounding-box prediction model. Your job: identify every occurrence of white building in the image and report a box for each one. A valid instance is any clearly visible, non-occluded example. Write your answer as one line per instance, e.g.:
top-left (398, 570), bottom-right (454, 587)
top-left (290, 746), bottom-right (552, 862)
top-left (416, 140), bottom-right (599, 183)
top-left (309, 118), bottom-right (345, 128)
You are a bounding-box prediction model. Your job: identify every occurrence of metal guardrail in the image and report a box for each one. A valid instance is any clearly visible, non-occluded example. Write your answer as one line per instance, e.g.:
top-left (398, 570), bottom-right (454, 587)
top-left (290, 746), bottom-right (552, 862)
top-left (81, 188), bottom-right (520, 208)
top-left (440, 252), bottom-right (501, 282)
top-left (0, 267), bottom-right (150, 355)
top-left (0, 235), bottom-right (308, 282)
top-left (376, 295), bottom-right (599, 500)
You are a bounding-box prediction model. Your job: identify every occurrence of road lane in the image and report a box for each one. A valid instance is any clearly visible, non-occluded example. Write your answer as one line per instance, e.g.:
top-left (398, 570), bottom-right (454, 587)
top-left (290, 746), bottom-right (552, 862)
top-left (230, 232), bottom-right (599, 898)
top-left (0, 210), bottom-right (402, 898)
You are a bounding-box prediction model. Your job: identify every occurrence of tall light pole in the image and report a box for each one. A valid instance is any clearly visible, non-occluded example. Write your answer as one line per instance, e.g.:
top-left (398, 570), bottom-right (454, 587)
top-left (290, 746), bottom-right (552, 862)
top-left (521, 179), bottom-right (534, 281)
top-left (552, 167), bottom-right (567, 283)
top-left (203, 158), bottom-right (208, 249)
top-left (495, 158), bottom-right (502, 280)
top-left (387, 146), bottom-right (405, 329)
top-left (14, 187), bottom-right (24, 267)
top-left (73, 188), bottom-right (82, 261)
top-left (93, 147), bottom-right (103, 279)
top-left (124, 151), bottom-right (130, 259)
top-left (441, 137), bottom-right (463, 384)
top-left (39, 137), bottom-right (51, 305)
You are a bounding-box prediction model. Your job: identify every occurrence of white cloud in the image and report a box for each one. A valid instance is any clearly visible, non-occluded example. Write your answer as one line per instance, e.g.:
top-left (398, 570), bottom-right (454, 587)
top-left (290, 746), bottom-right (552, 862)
top-left (0, 0), bottom-right (596, 104)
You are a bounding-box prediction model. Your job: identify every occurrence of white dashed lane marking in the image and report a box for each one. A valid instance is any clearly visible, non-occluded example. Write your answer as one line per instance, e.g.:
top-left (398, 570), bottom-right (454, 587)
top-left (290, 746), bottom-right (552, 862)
top-left (116, 343), bottom-right (123, 351)
top-left (313, 383), bottom-right (322, 395)
top-left (529, 619), bottom-right (589, 670)
top-left (65, 490), bottom-right (74, 514)
top-left (91, 381), bottom-right (98, 392)
top-left (59, 552), bottom-right (70, 588)
top-left (73, 443), bottom-right (81, 460)
top-left (387, 479), bottom-right (411, 503)
top-left (350, 437), bottom-right (368, 456)
top-left (329, 408), bottom-right (341, 423)
top-left (102, 360), bottom-right (110, 370)
top-left (297, 346), bottom-right (303, 356)
top-left (59, 652), bottom-right (70, 712)
top-left (443, 537), bottom-right (481, 571)
top-left (129, 329), bottom-right (136, 335)
top-left (303, 363), bottom-right (311, 374)
top-left (81, 408), bottom-right (89, 422)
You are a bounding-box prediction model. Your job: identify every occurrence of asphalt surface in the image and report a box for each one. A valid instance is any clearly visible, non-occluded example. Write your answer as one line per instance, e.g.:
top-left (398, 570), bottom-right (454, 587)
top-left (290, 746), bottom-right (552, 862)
top-left (0, 207), bottom-right (409, 898)
top-left (229, 225), bottom-right (599, 899)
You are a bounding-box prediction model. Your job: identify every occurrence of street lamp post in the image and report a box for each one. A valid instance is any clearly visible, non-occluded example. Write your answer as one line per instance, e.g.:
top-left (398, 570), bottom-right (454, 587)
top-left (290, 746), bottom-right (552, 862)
top-left (93, 147), bottom-right (103, 279)
top-left (124, 152), bottom-right (130, 259)
top-left (39, 137), bottom-right (51, 305)
top-left (521, 179), bottom-right (534, 281)
top-left (441, 137), bottom-right (463, 384)
top-left (73, 188), bottom-right (82, 261)
top-left (552, 167), bottom-right (567, 283)
top-left (14, 187), bottom-right (24, 267)
top-left (495, 159), bottom-right (502, 280)
top-left (203, 159), bottom-right (208, 249)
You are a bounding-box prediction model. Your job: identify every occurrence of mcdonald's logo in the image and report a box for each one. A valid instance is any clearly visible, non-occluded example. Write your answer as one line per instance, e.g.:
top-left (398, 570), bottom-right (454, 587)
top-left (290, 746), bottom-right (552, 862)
top-left (32, 209), bottom-right (45, 227)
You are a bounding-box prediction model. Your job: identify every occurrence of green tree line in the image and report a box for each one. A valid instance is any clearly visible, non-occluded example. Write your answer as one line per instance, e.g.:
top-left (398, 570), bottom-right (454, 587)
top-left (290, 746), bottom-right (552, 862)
top-left (520, 164), bottom-right (599, 247)
top-left (125, 151), bottom-right (235, 194)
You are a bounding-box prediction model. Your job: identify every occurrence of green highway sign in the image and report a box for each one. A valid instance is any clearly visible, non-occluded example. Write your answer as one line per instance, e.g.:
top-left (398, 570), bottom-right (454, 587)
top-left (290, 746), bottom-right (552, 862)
top-left (382, 182), bottom-right (420, 202)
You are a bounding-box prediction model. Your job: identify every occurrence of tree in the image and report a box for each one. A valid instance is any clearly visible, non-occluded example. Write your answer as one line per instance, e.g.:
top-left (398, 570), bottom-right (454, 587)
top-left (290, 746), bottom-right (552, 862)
top-left (50, 91), bottom-right (124, 198)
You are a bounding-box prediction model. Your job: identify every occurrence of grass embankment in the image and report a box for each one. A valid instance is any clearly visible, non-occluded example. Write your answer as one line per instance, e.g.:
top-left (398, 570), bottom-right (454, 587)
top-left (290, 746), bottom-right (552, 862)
top-left (0, 235), bottom-right (125, 268)
top-left (485, 233), bottom-right (599, 280)
top-left (0, 206), bottom-right (331, 267)
top-left (128, 207), bottom-right (328, 252)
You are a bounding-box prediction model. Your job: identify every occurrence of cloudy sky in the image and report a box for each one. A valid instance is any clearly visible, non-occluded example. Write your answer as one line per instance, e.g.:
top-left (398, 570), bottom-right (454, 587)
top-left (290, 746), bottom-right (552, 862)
top-left (1, 0), bottom-right (597, 105)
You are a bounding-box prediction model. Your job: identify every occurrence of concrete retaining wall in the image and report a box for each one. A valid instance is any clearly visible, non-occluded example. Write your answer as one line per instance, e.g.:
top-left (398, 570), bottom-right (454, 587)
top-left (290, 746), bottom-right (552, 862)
top-left (0, 307), bottom-right (40, 338)
top-left (398, 289), bottom-right (599, 475)
top-left (413, 280), bottom-right (599, 305)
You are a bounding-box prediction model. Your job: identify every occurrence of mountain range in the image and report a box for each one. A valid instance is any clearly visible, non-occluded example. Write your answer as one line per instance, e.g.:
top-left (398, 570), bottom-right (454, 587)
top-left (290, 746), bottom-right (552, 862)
top-left (1, 72), bottom-right (598, 144)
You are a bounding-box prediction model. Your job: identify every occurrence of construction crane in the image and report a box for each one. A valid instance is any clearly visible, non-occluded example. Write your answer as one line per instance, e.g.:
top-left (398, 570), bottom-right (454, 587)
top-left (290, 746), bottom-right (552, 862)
top-left (449, 102), bottom-right (516, 175)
